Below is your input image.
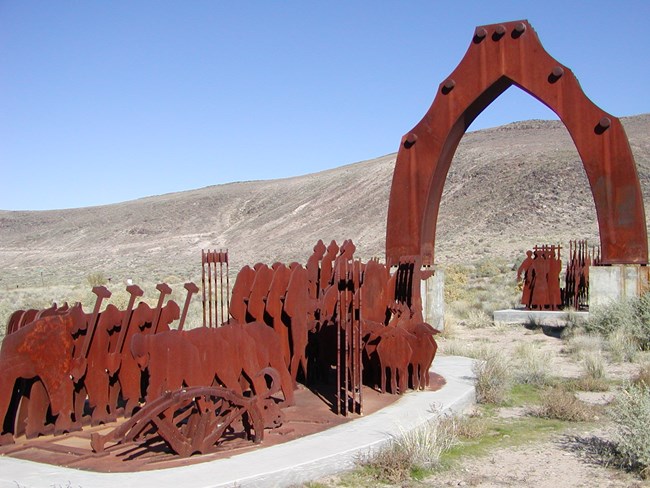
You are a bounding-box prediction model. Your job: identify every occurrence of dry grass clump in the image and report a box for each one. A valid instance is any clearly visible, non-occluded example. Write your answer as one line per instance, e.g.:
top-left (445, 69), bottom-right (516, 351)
top-left (563, 351), bottom-right (610, 392)
top-left (440, 340), bottom-right (493, 360)
top-left (439, 312), bottom-right (458, 339)
top-left (532, 386), bottom-right (596, 422)
top-left (463, 309), bottom-right (493, 329)
top-left (473, 350), bottom-right (511, 404)
top-left (357, 416), bottom-right (459, 483)
top-left (454, 413), bottom-right (489, 440)
top-left (513, 343), bottom-right (552, 386)
top-left (86, 271), bottom-right (108, 287)
top-left (582, 351), bottom-right (606, 380)
top-left (607, 328), bottom-right (640, 363)
top-left (564, 332), bottom-right (604, 360)
top-left (633, 363), bottom-right (650, 388)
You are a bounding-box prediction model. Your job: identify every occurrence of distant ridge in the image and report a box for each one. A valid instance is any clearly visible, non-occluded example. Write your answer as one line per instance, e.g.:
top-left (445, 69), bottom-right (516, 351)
top-left (1, 114), bottom-right (648, 288)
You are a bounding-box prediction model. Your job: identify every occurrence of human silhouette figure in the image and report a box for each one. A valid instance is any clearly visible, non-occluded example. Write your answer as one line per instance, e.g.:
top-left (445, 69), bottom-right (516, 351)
top-left (517, 250), bottom-right (535, 309)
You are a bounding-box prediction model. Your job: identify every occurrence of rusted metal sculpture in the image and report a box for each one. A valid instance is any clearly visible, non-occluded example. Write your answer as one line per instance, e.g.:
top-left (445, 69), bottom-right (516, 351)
top-left (91, 384), bottom-right (270, 457)
top-left (564, 240), bottom-right (600, 309)
top-left (230, 264), bottom-right (255, 323)
top-left (333, 248), bottom-right (363, 415)
top-left (267, 263), bottom-right (292, 366)
top-left (0, 284), bottom-right (183, 445)
top-left (285, 263), bottom-right (312, 386)
top-left (517, 245), bottom-right (562, 310)
top-left (1, 235), bottom-right (440, 461)
top-left (386, 20), bottom-right (648, 267)
top-left (226, 238), bottom-right (439, 412)
top-left (202, 249), bottom-right (229, 327)
top-left (0, 305), bottom-right (87, 443)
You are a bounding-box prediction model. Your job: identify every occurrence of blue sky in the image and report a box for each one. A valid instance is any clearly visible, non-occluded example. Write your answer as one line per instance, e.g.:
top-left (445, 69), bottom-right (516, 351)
top-left (1, 1), bottom-right (648, 210)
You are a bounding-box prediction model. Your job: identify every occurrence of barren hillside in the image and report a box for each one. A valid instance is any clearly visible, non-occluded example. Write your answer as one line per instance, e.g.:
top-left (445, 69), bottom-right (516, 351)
top-left (1, 114), bottom-right (648, 289)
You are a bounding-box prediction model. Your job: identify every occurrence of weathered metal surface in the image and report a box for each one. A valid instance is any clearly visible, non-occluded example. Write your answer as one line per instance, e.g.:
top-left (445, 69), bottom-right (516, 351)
top-left (179, 282), bottom-right (200, 331)
top-left (230, 265), bottom-right (255, 323)
top-left (90, 385), bottom-right (267, 457)
top-left (517, 245), bottom-right (563, 310)
top-left (201, 249), bottom-right (229, 327)
top-left (333, 252), bottom-right (363, 415)
top-left (1, 239), bottom-right (439, 461)
top-left (564, 240), bottom-right (600, 309)
top-left (0, 305), bottom-right (87, 443)
top-left (266, 263), bottom-right (292, 365)
top-left (386, 20), bottom-right (648, 266)
top-left (0, 284), bottom-right (178, 445)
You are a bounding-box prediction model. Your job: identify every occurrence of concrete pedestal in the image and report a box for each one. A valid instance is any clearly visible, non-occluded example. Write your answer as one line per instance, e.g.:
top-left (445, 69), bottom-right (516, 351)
top-left (493, 309), bottom-right (588, 327)
top-left (421, 268), bottom-right (445, 331)
top-left (589, 264), bottom-right (649, 309)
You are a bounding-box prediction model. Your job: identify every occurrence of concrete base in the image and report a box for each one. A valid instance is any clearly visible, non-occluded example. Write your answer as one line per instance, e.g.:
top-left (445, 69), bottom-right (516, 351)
top-left (590, 264), bottom-right (649, 309)
top-left (0, 356), bottom-right (476, 488)
top-left (493, 309), bottom-right (588, 327)
top-left (422, 268), bottom-right (445, 331)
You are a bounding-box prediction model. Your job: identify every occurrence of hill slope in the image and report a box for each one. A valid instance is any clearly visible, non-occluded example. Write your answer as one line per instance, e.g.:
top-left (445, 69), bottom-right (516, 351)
top-left (1, 114), bottom-right (649, 288)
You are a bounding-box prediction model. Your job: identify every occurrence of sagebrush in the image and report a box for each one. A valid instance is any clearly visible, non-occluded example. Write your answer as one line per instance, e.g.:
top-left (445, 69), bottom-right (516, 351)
top-left (608, 383), bottom-right (650, 478)
top-left (587, 294), bottom-right (650, 351)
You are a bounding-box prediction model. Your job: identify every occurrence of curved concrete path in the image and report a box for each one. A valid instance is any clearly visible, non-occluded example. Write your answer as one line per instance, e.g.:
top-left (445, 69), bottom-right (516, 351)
top-left (1, 356), bottom-right (476, 488)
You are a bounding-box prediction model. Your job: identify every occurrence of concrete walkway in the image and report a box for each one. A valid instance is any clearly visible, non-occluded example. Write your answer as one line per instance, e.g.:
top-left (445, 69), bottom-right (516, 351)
top-left (1, 356), bottom-right (476, 488)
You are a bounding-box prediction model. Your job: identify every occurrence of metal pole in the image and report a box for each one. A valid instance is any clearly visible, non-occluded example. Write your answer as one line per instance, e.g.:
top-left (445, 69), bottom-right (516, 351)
top-left (207, 251), bottom-right (213, 327)
top-left (201, 250), bottom-right (207, 327)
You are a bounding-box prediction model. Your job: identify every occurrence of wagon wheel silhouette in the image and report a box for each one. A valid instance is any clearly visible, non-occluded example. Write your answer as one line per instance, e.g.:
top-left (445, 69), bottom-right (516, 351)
top-left (91, 385), bottom-right (265, 458)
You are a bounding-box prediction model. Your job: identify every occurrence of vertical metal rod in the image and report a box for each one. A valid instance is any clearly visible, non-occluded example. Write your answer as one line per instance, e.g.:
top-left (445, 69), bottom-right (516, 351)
top-left (225, 250), bottom-right (230, 323)
top-left (342, 259), bottom-right (350, 417)
top-left (201, 250), bottom-right (207, 327)
top-left (219, 250), bottom-right (225, 326)
top-left (350, 261), bottom-right (356, 414)
top-left (207, 251), bottom-right (213, 328)
top-left (212, 259), bottom-right (218, 327)
top-left (356, 259), bottom-right (363, 415)
top-left (336, 263), bottom-right (341, 415)
top-left (215, 256), bottom-right (219, 324)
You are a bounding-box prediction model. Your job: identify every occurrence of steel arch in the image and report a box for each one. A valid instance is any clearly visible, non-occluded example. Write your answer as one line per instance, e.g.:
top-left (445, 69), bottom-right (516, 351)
top-left (386, 20), bottom-right (647, 266)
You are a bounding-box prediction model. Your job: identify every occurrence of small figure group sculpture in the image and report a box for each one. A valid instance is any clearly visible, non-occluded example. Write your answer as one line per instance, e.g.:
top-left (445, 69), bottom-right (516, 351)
top-left (517, 245), bottom-right (562, 310)
top-left (517, 241), bottom-right (598, 311)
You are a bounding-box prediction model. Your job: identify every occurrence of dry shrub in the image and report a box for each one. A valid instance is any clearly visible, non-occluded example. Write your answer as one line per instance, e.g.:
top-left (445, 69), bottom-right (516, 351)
top-left (358, 416), bottom-right (459, 483)
top-left (582, 351), bottom-right (606, 380)
top-left (608, 328), bottom-right (639, 363)
top-left (439, 338), bottom-right (469, 357)
top-left (568, 376), bottom-right (611, 393)
top-left (464, 309), bottom-right (493, 329)
top-left (454, 414), bottom-right (488, 439)
top-left (533, 386), bottom-right (595, 422)
top-left (564, 332), bottom-right (604, 360)
top-left (588, 293), bottom-right (650, 351)
top-left (563, 351), bottom-right (609, 392)
top-left (608, 383), bottom-right (650, 478)
top-left (633, 363), bottom-right (650, 389)
top-left (86, 272), bottom-right (108, 287)
top-left (473, 351), bottom-right (511, 404)
top-left (474, 258), bottom-right (502, 278)
top-left (440, 312), bottom-right (458, 339)
top-left (441, 340), bottom-right (493, 360)
top-left (513, 343), bottom-right (552, 386)
top-left (444, 264), bottom-right (469, 303)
